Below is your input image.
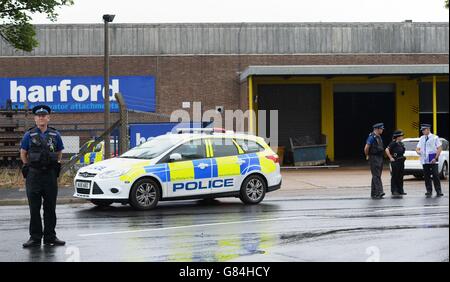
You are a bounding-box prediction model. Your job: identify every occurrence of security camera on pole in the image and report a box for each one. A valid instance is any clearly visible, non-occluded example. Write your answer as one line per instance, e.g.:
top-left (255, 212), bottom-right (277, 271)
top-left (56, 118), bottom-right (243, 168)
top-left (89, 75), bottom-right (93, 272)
top-left (103, 14), bottom-right (115, 159)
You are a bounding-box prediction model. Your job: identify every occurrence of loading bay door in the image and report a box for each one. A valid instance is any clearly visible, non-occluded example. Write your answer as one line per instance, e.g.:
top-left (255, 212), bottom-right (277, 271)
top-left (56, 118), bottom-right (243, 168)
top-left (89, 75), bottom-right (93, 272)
top-left (333, 84), bottom-right (396, 160)
top-left (258, 84), bottom-right (321, 164)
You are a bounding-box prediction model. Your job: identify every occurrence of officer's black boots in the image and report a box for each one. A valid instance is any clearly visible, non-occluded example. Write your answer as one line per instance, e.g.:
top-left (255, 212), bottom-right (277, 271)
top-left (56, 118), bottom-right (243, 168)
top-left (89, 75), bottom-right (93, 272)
top-left (23, 239), bottom-right (41, 248)
top-left (23, 237), bottom-right (65, 248)
top-left (371, 193), bottom-right (386, 199)
top-left (425, 192), bottom-right (444, 197)
top-left (44, 237), bottom-right (66, 246)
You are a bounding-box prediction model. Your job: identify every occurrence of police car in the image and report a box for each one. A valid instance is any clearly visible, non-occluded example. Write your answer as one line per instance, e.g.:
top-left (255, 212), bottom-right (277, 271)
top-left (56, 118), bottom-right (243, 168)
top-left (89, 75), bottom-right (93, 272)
top-left (73, 129), bottom-right (282, 210)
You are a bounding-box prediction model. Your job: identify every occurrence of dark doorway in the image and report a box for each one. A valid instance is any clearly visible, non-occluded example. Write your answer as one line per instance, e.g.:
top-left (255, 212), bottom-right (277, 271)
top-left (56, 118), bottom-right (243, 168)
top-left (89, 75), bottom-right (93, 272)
top-left (258, 84), bottom-right (322, 164)
top-left (334, 91), bottom-right (395, 160)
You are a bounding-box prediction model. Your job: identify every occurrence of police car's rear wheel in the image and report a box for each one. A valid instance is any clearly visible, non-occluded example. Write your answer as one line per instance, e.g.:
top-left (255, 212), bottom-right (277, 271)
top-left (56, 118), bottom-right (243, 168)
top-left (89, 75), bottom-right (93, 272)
top-left (130, 179), bottom-right (160, 210)
top-left (240, 175), bottom-right (266, 205)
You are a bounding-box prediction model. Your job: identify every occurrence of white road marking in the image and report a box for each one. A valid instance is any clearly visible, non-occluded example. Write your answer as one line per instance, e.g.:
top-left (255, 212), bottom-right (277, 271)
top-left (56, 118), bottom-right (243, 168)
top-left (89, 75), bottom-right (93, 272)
top-left (78, 205), bottom-right (449, 237)
top-left (373, 206), bottom-right (449, 213)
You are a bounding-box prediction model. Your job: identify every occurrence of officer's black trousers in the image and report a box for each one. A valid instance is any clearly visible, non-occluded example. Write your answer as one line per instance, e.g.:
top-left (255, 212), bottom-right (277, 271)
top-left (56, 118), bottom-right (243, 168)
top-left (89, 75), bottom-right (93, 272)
top-left (390, 160), bottom-right (405, 194)
top-left (25, 168), bottom-right (58, 241)
top-left (369, 155), bottom-right (384, 197)
top-left (423, 164), bottom-right (442, 194)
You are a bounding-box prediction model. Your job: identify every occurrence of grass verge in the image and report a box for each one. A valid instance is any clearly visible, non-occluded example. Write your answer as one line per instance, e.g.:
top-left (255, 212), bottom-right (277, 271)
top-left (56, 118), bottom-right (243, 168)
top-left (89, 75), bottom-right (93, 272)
top-left (0, 168), bottom-right (74, 189)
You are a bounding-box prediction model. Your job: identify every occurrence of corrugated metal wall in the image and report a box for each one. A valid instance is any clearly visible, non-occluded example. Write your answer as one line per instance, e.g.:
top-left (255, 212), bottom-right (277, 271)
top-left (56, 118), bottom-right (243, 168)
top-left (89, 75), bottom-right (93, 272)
top-left (0, 22), bottom-right (448, 56)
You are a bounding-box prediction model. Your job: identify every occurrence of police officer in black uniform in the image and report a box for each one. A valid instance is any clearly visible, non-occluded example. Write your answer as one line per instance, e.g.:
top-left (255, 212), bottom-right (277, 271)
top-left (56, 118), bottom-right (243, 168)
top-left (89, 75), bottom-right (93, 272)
top-left (20, 105), bottom-right (66, 248)
top-left (386, 130), bottom-right (407, 198)
top-left (364, 123), bottom-right (386, 199)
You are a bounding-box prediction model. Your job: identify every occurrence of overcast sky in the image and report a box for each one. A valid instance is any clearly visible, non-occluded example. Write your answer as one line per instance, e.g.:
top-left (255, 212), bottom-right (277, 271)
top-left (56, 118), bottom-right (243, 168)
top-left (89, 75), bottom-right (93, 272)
top-left (30, 0), bottom-right (449, 24)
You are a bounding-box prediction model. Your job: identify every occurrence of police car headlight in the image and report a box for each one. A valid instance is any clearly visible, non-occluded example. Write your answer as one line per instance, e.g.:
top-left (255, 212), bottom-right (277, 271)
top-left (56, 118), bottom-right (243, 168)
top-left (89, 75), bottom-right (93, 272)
top-left (98, 168), bottom-right (131, 179)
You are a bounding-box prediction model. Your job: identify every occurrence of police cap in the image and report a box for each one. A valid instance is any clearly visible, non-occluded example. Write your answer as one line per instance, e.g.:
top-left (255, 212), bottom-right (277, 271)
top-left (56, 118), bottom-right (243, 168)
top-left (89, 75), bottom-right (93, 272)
top-left (372, 123), bottom-right (384, 129)
top-left (392, 130), bottom-right (404, 138)
top-left (420, 124), bottom-right (431, 131)
top-left (32, 105), bottom-right (51, 115)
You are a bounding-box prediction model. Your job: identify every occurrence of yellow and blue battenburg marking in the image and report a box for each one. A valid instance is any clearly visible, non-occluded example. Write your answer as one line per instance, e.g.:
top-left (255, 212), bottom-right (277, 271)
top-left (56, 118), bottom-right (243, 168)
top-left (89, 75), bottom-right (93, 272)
top-left (143, 163), bottom-right (171, 182)
top-left (193, 159), bottom-right (217, 179)
top-left (215, 156), bottom-right (240, 177)
top-left (238, 153), bottom-right (261, 175)
top-left (78, 152), bottom-right (102, 164)
top-left (89, 152), bottom-right (96, 164)
top-left (119, 151), bottom-right (276, 187)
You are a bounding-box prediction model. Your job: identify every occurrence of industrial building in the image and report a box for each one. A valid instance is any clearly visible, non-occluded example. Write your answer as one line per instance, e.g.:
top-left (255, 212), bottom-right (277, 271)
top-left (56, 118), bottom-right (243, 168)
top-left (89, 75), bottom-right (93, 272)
top-left (0, 22), bottom-right (448, 162)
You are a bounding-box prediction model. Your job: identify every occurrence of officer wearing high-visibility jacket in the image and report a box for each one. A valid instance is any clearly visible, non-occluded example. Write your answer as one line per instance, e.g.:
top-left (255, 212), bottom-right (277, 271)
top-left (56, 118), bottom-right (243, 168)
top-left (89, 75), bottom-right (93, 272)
top-left (364, 123), bottom-right (386, 199)
top-left (20, 105), bottom-right (66, 248)
top-left (385, 130), bottom-right (407, 197)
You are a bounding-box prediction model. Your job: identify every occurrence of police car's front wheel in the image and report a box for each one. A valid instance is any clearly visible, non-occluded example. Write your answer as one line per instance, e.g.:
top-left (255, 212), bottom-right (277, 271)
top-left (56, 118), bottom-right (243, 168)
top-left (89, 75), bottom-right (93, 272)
top-left (240, 175), bottom-right (266, 205)
top-left (129, 178), bottom-right (160, 210)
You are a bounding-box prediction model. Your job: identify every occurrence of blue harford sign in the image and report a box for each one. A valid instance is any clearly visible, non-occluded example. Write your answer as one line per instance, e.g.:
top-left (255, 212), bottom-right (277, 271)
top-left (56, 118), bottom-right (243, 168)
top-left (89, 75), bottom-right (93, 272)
top-left (0, 76), bottom-right (155, 112)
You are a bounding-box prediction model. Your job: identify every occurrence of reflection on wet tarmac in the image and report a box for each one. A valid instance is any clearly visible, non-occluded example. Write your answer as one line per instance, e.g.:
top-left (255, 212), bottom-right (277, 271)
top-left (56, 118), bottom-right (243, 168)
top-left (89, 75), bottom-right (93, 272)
top-left (1, 195), bottom-right (448, 262)
top-left (25, 245), bottom-right (59, 262)
top-left (65, 200), bottom-right (282, 261)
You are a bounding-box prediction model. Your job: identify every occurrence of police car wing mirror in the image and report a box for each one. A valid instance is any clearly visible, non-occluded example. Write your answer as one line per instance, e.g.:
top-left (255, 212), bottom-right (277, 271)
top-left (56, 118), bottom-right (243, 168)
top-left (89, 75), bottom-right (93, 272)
top-left (169, 153), bottom-right (182, 162)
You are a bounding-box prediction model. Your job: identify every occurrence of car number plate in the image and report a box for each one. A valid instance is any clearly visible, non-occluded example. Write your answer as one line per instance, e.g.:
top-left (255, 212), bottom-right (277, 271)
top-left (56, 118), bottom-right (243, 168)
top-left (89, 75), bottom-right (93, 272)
top-left (76, 181), bottom-right (90, 189)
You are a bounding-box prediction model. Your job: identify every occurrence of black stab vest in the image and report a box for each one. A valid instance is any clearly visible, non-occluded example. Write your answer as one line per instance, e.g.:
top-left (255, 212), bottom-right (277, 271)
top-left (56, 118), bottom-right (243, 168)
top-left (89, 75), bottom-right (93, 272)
top-left (28, 127), bottom-right (59, 168)
top-left (368, 133), bottom-right (384, 156)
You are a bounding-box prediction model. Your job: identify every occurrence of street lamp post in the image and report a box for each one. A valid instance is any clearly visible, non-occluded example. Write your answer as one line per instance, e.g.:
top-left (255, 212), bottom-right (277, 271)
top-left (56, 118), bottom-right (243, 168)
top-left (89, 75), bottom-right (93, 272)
top-left (103, 14), bottom-right (115, 159)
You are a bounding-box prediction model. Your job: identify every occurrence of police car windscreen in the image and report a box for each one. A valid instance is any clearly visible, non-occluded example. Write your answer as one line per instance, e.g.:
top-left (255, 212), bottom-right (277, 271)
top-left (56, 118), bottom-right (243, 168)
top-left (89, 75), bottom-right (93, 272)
top-left (403, 141), bottom-right (418, 151)
top-left (120, 135), bottom-right (182, 159)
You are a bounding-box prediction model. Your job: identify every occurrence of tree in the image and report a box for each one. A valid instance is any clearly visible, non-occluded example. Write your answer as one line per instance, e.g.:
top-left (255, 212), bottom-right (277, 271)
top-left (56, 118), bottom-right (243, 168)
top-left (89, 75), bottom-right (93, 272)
top-left (0, 0), bottom-right (74, 52)
top-left (446, 0), bottom-right (449, 9)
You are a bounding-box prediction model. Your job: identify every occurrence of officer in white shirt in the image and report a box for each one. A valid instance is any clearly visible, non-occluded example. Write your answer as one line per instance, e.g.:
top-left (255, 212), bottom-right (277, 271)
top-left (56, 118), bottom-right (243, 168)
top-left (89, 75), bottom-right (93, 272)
top-left (416, 124), bottom-right (444, 197)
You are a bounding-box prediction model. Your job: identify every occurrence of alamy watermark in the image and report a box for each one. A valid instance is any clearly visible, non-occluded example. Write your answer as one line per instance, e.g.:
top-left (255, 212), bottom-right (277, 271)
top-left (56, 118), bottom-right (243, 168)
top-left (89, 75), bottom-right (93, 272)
top-left (169, 102), bottom-right (279, 148)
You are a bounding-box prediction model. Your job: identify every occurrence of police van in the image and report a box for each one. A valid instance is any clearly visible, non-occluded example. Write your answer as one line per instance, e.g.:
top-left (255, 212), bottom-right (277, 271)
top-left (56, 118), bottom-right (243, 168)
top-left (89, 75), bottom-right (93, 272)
top-left (73, 129), bottom-right (282, 210)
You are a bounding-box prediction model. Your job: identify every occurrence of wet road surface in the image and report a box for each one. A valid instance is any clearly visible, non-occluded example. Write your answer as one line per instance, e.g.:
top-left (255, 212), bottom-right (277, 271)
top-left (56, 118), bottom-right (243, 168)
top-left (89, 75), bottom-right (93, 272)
top-left (0, 192), bottom-right (448, 262)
